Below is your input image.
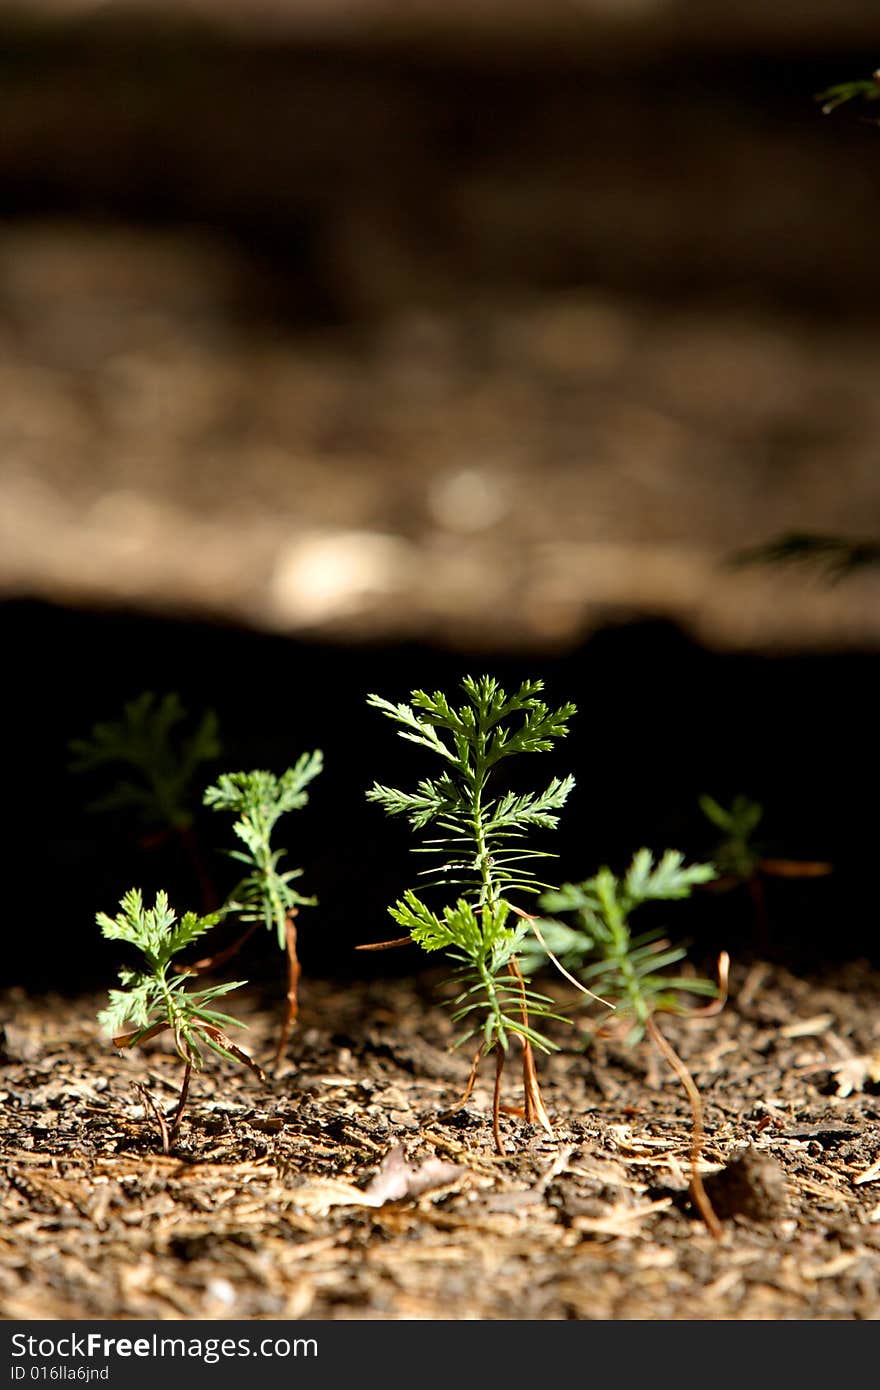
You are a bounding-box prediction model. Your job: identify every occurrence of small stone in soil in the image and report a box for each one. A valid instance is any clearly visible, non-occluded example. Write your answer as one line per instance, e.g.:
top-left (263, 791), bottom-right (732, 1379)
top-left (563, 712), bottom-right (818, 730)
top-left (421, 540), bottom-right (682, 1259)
top-left (702, 1146), bottom-right (788, 1222)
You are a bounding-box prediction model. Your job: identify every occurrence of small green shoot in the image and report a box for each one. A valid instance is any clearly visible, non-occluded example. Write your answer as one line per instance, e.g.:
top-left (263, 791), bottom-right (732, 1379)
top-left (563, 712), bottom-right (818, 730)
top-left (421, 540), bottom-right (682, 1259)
top-left (97, 888), bottom-right (264, 1150)
top-left (817, 72), bottom-right (880, 116)
top-left (70, 692), bottom-right (221, 908)
top-left (203, 754), bottom-right (323, 1066)
top-left (699, 793), bottom-right (764, 882)
top-left (699, 794), bottom-right (832, 949)
top-left (71, 692), bottom-right (221, 832)
top-left (366, 675), bottom-right (575, 1150)
top-left (535, 850), bottom-right (719, 1042)
top-left (535, 850), bottom-right (725, 1238)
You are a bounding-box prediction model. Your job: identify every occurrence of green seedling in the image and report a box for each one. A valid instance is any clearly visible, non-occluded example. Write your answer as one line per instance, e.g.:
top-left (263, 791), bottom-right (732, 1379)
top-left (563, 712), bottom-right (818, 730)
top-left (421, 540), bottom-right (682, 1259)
top-left (97, 888), bottom-right (264, 1151)
top-left (534, 850), bottom-right (720, 1037)
top-left (817, 71), bottom-right (880, 116)
top-left (365, 675), bottom-right (575, 1151)
top-left (203, 754), bottom-right (323, 1067)
top-left (699, 794), bottom-right (764, 883)
top-left (70, 692), bottom-right (221, 908)
top-left (699, 794), bottom-right (832, 949)
top-left (534, 849), bottom-right (726, 1238)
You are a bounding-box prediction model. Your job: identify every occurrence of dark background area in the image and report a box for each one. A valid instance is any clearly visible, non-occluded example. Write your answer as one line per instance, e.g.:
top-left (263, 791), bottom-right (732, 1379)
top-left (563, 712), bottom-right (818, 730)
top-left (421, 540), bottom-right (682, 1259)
top-left (1, 6), bottom-right (879, 996)
top-left (3, 596), bottom-right (868, 992)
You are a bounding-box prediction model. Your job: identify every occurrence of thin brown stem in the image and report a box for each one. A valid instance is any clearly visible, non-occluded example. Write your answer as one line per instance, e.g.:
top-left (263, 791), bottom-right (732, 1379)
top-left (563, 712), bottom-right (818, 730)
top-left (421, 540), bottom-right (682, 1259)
top-left (354, 936), bottom-right (413, 952)
top-left (514, 907), bottom-right (614, 1010)
top-left (758, 857), bottom-right (833, 879)
top-left (273, 909), bottom-right (301, 1068)
top-left (520, 1040), bottom-right (553, 1134)
top-left (507, 956), bottom-right (553, 1135)
top-left (461, 1044), bottom-right (484, 1106)
top-left (168, 1061), bottom-right (193, 1148)
top-left (685, 951), bottom-right (730, 1018)
top-left (112, 1020), bottom-right (170, 1049)
top-left (175, 922), bottom-right (258, 976)
top-left (646, 1015), bottom-right (722, 1240)
top-left (200, 1025), bottom-right (267, 1084)
top-left (133, 1082), bottom-right (170, 1154)
top-left (439, 1043), bottom-right (485, 1119)
top-left (492, 1047), bottom-right (506, 1155)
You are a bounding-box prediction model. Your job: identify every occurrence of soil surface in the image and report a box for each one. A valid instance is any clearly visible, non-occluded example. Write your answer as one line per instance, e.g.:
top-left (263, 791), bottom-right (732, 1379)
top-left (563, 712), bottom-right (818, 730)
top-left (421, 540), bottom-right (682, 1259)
top-left (3, 960), bottom-right (880, 1320)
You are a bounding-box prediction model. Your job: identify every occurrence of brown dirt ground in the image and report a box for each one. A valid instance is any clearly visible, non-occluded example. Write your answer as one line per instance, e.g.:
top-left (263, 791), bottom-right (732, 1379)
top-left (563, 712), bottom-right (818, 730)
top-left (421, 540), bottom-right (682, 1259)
top-left (3, 960), bottom-right (880, 1321)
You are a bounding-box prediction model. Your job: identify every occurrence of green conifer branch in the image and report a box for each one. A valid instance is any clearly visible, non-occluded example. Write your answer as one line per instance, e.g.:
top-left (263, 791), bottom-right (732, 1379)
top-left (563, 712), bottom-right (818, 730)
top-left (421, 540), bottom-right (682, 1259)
top-left (532, 850), bottom-right (717, 1044)
top-left (367, 676), bottom-right (575, 1054)
top-left (70, 693), bottom-right (221, 831)
top-left (203, 755), bottom-right (323, 948)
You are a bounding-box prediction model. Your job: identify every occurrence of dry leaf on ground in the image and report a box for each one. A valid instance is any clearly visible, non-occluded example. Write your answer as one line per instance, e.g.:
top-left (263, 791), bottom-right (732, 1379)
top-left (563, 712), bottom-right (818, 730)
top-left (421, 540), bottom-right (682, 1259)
top-left (292, 1145), bottom-right (466, 1215)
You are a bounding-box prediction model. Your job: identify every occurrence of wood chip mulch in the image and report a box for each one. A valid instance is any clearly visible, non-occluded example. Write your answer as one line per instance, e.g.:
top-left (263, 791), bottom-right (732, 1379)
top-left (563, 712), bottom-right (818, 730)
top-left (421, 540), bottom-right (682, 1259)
top-left (3, 962), bottom-right (880, 1320)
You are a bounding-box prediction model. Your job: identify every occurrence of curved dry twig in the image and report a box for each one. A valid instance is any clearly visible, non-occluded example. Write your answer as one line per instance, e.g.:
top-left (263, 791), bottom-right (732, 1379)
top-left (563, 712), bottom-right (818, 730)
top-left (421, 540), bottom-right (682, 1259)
top-left (522, 910), bottom-right (615, 1011)
top-left (646, 1015), bottom-right (722, 1241)
top-left (355, 936), bottom-right (413, 951)
top-left (683, 951), bottom-right (730, 1018)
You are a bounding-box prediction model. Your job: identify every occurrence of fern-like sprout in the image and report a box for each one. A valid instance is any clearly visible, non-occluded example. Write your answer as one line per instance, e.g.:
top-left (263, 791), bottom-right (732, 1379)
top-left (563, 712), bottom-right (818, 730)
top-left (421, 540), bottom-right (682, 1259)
top-left (97, 888), bottom-right (264, 1150)
top-left (203, 753), bottom-right (323, 1065)
top-left (71, 692), bottom-right (220, 832)
top-left (817, 73), bottom-right (880, 116)
top-left (535, 850), bottom-right (718, 1045)
top-left (70, 692), bottom-right (221, 909)
top-left (699, 793), bottom-right (831, 950)
top-left (534, 850), bottom-right (724, 1237)
top-left (366, 675), bottom-right (575, 1149)
top-left (699, 794), bottom-right (764, 882)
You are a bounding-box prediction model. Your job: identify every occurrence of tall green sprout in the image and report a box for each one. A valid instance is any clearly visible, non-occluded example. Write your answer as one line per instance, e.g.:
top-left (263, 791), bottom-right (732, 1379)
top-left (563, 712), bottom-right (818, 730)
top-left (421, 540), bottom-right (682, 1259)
top-left (203, 754), bottom-right (323, 1065)
top-left (366, 676), bottom-right (575, 1149)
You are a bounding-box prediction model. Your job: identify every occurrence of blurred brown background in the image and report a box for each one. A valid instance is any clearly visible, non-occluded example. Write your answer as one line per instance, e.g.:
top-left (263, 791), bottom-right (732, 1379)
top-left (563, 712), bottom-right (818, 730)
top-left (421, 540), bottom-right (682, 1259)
top-left (2, 0), bottom-right (880, 653)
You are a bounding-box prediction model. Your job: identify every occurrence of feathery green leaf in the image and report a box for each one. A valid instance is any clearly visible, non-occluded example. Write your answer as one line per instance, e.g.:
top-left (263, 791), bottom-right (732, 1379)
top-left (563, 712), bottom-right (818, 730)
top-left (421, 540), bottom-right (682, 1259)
top-left (204, 757), bottom-right (322, 947)
top-left (367, 675), bottom-right (575, 1053)
top-left (96, 889), bottom-right (248, 1071)
top-left (70, 692), bottom-right (221, 830)
top-left (535, 849), bottom-right (718, 1043)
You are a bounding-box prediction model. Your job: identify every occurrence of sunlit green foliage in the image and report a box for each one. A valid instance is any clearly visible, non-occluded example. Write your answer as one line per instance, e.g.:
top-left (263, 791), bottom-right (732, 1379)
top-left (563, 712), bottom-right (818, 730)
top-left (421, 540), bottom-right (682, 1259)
top-left (367, 676), bottom-right (575, 1053)
top-left (533, 850), bottom-right (717, 1045)
top-left (203, 755), bottom-right (323, 948)
top-left (97, 888), bottom-right (249, 1069)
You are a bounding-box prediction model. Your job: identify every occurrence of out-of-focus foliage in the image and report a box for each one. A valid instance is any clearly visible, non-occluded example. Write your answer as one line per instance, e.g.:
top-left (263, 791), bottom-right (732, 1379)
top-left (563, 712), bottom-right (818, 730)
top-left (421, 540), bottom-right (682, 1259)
top-left (70, 692), bottom-right (221, 831)
top-left (818, 72), bottom-right (880, 114)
